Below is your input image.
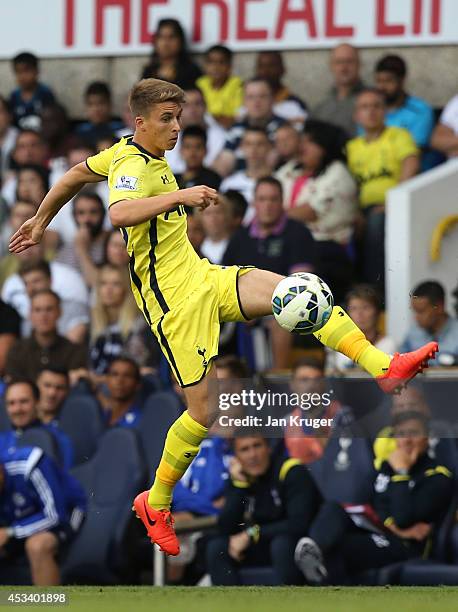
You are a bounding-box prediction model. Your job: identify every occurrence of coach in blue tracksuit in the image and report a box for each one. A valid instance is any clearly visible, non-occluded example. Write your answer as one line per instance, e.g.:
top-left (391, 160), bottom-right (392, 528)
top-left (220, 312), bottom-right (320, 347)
top-left (0, 446), bottom-right (86, 585)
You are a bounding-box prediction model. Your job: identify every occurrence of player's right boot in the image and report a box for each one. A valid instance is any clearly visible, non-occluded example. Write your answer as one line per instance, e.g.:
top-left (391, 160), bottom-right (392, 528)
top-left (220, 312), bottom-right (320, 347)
top-left (376, 341), bottom-right (439, 394)
top-left (132, 491), bottom-right (180, 556)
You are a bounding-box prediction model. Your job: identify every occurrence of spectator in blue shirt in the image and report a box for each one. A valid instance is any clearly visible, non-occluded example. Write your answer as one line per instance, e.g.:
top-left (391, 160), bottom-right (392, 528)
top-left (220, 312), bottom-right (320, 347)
top-left (374, 55), bottom-right (435, 171)
top-left (9, 52), bottom-right (55, 131)
top-left (0, 446), bottom-right (86, 585)
top-left (400, 281), bottom-right (458, 362)
top-left (100, 357), bottom-right (142, 428)
top-left (75, 82), bottom-right (124, 148)
top-left (0, 380), bottom-right (74, 470)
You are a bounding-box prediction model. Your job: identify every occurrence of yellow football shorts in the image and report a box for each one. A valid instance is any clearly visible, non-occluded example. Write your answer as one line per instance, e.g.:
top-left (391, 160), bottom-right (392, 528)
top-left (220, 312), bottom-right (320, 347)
top-left (152, 264), bottom-right (255, 387)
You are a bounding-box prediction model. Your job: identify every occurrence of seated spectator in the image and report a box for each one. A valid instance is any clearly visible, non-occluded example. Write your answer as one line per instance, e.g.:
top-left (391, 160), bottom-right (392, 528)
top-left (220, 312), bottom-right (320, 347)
top-left (0, 199), bottom-right (36, 258)
top-left (431, 91), bottom-right (458, 158)
top-left (199, 195), bottom-right (234, 265)
top-left (326, 285), bottom-right (395, 373)
top-left (347, 88), bottom-right (419, 290)
top-left (313, 43), bottom-right (365, 138)
top-left (223, 177), bottom-right (315, 369)
top-left (0, 380), bottom-right (74, 470)
top-left (17, 260), bottom-right (89, 343)
top-left (273, 123), bottom-right (302, 196)
top-left (75, 82), bottom-right (124, 148)
top-left (55, 190), bottom-right (108, 287)
top-left (0, 97), bottom-right (18, 179)
top-left (98, 357), bottom-right (142, 428)
top-left (40, 102), bottom-right (80, 160)
top-left (286, 119), bottom-right (356, 302)
top-left (0, 446), bottom-right (86, 585)
top-left (2, 243), bottom-right (89, 334)
top-left (285, 357), bottom-right (349, 464)
top-left (102, 229), bottom-right (130, 268)
top-left (90, 265), bottom-right (146, 374)
top-left (296, 411), bottom-right (454, 584)
top-left (36, 367), bottom-right (70, 425)
top-left (206, 433), bottom-right (322, 585)
top-left (8, 52), bottom-right (55, 130)
top-left (186, 211), bottom-right (205, 257)
top-left (255, 51), bottom-right (307, 125)
top-left (166, 87), bottom-right (226, 175)
top-left (0, 300), bottom-right (21, 379)
top-left (141, 18), bottom-right (202, 89)
top-left (222, 190), bottom-right (248, 231)
top-left (220, 127), bottom-right (273, 223)
top-left (213, 78), bottom-right (286, 177)
top-left (400, 280), bottom-right (458, 360)
top-left (2, 130), bottom-right (48, 206)
top-left (197, 45), bottom-right (243, 129)
top-left (175, 126), bottom-right (222, 191)
top-left (16, 164), bottom-right (48, 207)
top-left (374, 55), bottom-right (435, 171)
top-left (4, 290), bottom-right (87, 382)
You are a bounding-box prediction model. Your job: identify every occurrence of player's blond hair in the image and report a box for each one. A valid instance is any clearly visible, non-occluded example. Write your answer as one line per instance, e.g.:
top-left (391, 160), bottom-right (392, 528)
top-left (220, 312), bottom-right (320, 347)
top-left (129, 78), bottom-right (185, 117)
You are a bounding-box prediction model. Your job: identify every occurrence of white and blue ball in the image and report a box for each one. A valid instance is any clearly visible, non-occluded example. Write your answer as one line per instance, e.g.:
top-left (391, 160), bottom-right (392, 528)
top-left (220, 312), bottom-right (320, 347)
top-left (271, 273), bottom-right (334, 335)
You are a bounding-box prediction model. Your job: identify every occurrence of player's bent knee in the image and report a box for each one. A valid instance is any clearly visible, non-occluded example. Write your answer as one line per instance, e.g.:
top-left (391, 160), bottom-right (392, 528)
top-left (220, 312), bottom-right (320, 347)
top-left (238, 269), bottom-right (284, 319)
top-left (25, 532), bottom-right (58, 558)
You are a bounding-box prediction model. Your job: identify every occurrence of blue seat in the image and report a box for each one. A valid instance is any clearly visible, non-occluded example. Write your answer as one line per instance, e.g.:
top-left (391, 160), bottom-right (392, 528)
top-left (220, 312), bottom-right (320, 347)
top-left (58, 394), bottom-right (106, 465)
top-left (62, 428), bottom-right (145, 584)
top-left (0, 398), bottom-right (10, 432)
top-left (308, 437), bottom-right (375, 504)
top-left (133, 391), bottom-right (182, 480)
top-left (16, 429), bottom-right (60, 466)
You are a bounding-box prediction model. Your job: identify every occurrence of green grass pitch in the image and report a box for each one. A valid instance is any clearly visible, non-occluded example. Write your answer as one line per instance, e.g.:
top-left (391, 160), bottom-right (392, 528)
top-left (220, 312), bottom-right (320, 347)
top-left (1, 586), bottom-right (458, 612)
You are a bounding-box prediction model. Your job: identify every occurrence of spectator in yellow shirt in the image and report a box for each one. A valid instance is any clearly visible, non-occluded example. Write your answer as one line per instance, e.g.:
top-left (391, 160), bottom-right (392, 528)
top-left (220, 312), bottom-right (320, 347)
top-left (346, 88), bottom-right (419, 293)
top-left (197, 45), bottom-right (243, 130)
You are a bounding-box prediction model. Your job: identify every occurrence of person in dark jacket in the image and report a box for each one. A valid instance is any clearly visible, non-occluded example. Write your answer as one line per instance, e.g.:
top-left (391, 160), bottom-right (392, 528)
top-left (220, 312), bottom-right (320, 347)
top-left (206, 433), bottom-right (322, 585)
top-left (295, 411), bottom-right (454, 584)
top-left (0, 446), bottom-right (86, 585)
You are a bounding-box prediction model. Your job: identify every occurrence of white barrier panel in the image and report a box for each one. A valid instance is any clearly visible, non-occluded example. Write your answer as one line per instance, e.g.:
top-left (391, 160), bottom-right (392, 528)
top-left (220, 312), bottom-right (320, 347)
top-left (386, 159), bottom-right (458, 345)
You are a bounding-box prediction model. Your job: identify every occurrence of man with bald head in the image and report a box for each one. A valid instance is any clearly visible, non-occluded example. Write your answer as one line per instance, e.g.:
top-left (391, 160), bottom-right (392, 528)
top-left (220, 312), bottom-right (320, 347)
top-left (313, 43), bottom-right (365, 137)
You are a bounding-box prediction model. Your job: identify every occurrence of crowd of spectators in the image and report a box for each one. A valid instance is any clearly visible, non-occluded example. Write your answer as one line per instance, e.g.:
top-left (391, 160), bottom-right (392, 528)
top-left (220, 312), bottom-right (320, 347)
top-left (0, 18), bottom-right (458, 586)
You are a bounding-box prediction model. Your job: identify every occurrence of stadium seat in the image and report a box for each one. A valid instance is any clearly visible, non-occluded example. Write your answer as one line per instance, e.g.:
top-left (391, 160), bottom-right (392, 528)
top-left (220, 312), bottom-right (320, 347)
top-left (62, 428), bottom-right (146, 584)
top-left (58, 394), bottom-right (106, 465)
top-left (399, 559), bottom-right (458, 585)
top-left (308, 437), bottom-right (375, 504)
top-left (16, 429), bottom-right (61, 465)
top-left (133, 391), bottom-right (182, 480)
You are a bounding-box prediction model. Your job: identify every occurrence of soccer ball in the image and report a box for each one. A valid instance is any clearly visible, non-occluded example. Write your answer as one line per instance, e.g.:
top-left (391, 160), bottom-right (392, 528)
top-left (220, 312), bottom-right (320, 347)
top-left (271, 273), bottom-right (334, 335)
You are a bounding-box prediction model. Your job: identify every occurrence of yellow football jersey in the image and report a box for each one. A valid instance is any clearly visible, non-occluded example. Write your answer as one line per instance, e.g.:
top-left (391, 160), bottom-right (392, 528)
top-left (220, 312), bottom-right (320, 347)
top-left (86, 136), bottom-right (206, 325)
top-left (346, 126), bottom-right (418, 208)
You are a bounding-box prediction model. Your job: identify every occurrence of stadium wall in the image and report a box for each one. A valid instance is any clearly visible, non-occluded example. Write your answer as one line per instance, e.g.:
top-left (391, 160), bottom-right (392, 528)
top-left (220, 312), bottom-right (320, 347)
top-left (386, 159), bottom-right (458, 344)
top-left (0, 45), bottom-right (457, 118)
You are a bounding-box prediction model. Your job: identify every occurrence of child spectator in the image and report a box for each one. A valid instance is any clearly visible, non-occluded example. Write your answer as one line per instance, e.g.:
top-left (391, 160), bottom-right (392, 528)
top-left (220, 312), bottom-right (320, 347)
top-left (255, 51), bottom-right (308, 125)
top-left (141, 18), bottom-right (202, 89)
top-left (197, 45), bottom-right (243, 129)
top-left (75, 82), bottom-right (124, 148)
top-left (9, 52), bottom-right (55, 130)
top-left (175, 125), bottom-right (222, 191)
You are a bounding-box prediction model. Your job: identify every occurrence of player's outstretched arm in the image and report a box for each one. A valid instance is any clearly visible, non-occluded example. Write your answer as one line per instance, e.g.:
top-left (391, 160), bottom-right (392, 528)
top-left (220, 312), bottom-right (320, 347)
top-left (9, 162), bottom-right (104, 253)
top-left (110, 185), bottom-right (217, 227)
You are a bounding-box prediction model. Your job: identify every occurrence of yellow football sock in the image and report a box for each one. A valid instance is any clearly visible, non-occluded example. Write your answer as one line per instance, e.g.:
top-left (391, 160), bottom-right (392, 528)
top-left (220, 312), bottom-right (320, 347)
top-left (314, 305), bottom-right (391, 378)
top-left (148, 410), bottom-right (208, 510)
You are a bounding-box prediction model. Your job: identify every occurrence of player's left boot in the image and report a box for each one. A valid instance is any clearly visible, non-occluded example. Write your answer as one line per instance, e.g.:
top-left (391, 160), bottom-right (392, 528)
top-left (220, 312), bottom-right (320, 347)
top-left (294, 537), bottom-right (327, 585)
top-left (132, 491), bottom-right (180, 556)
top-left (376, 341), bottom-right (439, 394)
